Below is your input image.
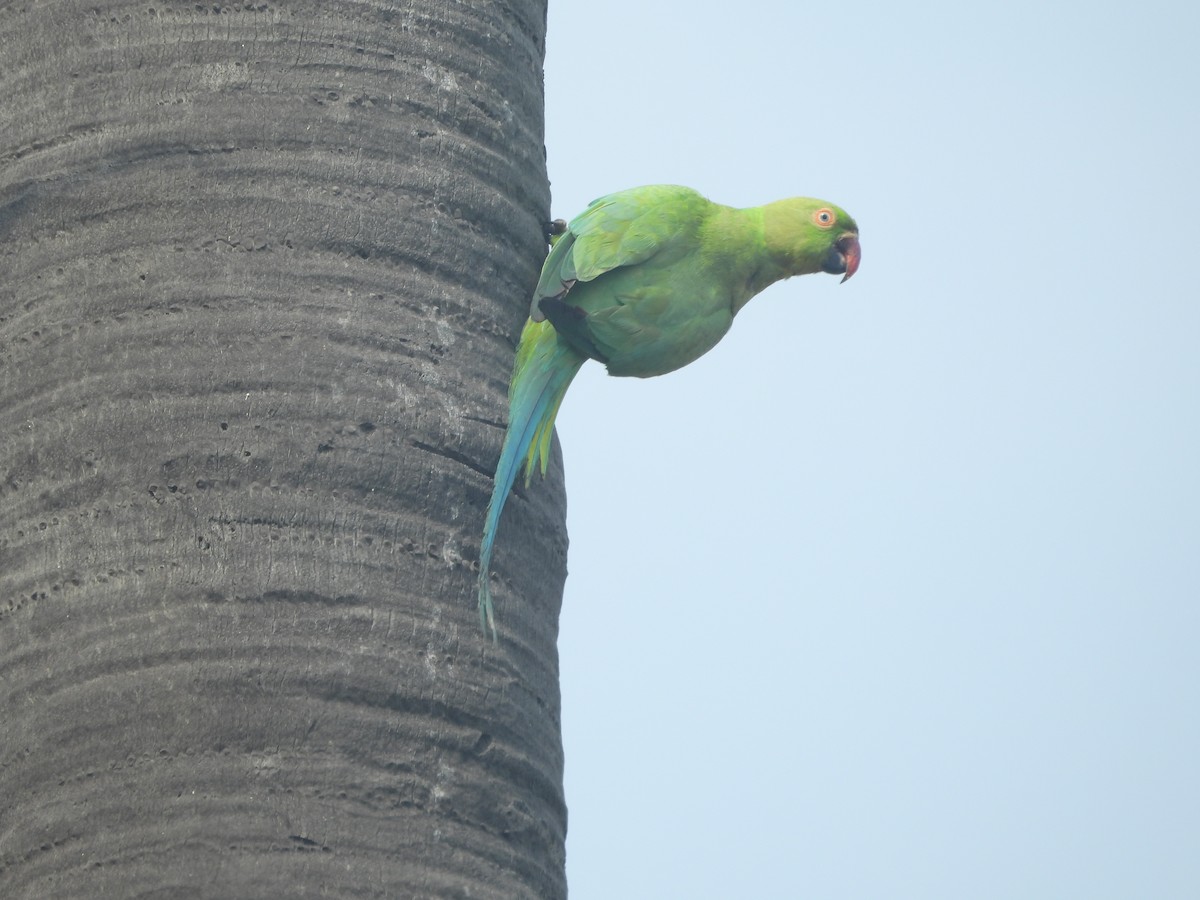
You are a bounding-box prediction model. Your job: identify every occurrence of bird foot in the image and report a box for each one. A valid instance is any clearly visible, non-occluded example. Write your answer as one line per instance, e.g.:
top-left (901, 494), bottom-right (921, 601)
top-left (544, 219), bottom-right (567, 244)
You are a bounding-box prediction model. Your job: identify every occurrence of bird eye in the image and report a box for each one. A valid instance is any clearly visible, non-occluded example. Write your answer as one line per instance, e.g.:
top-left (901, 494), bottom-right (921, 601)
top-left (812, 208), bottom-right (836, 228)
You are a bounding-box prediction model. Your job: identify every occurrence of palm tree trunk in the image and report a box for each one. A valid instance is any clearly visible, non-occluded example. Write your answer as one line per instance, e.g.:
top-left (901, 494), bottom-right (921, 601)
top-left (0, 2), bottom-right (567, 897)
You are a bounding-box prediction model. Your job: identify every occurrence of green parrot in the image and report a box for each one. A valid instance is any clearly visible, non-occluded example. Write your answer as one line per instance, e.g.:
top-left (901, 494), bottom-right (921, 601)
top-left (478, 184), bottom-right (860, 639)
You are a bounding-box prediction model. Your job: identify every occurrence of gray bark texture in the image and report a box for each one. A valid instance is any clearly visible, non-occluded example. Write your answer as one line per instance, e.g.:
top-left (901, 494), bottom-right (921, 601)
top-left (0, 2), bottom-right (568, 897)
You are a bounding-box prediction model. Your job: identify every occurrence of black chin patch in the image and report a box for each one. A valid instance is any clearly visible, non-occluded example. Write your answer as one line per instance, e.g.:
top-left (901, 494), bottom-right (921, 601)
top-left (821, 248), bottom-right (847, 275)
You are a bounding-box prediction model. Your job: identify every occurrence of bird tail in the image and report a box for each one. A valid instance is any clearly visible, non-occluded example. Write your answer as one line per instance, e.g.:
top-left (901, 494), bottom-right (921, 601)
top-left (479, 318), bottom-right (586, 640)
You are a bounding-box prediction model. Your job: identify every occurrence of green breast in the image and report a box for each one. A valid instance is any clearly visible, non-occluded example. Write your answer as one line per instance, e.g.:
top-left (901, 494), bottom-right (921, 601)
top-left (559, 255), bottom-right (741, 378)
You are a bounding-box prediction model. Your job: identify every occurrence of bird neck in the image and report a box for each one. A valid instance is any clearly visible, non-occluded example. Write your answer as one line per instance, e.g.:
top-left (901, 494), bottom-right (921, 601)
top-left (740, 205), bottom-right (801, 309)
top-left (698, 205), bottom-right (788, 314)
top-left (759, 198), bottom-right (829, 281)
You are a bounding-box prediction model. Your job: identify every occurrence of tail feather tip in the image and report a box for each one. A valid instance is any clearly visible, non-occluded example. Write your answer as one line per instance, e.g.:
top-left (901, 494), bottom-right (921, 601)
top-left (478, 577), bottom-right (498, 643)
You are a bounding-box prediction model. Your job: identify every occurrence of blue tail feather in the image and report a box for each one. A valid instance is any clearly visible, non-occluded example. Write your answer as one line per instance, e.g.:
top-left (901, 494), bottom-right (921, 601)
top-left (478, 320), bottom-right (586, 640)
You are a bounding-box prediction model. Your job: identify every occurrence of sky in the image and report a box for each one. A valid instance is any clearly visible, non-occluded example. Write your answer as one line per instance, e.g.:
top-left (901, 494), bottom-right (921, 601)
top-left (542, 2), bottom-right (1200, 898)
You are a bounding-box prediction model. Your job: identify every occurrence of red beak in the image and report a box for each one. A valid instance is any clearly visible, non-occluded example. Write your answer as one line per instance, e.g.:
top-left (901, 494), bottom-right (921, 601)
top-left (840, 234), bottom-right (861, 283)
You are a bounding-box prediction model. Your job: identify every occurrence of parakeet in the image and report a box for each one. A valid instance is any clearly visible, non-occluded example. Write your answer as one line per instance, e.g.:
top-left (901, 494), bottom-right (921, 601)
top-left (478, 184), bottom-right (860, 639)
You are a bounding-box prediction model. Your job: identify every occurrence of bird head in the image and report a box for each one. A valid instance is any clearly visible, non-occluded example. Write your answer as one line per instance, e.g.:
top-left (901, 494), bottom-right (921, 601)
top-left (763, 198), bottom-right (860, 283)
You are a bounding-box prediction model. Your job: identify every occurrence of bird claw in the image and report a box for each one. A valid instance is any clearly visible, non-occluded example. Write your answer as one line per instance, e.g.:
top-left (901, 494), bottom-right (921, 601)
top-left (544, 219), bottom-right (567, 244)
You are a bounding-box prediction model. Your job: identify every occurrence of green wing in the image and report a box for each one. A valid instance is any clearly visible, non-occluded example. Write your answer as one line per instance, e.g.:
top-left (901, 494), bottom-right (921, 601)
top-left (531, 185), bottom-right (705, 314)
top-left (530, 185), bottom-right (711, 365)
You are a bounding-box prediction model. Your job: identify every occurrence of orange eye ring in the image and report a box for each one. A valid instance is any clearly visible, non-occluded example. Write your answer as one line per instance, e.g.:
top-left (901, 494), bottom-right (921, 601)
top-left (812, 208), bottom-right (836, 229)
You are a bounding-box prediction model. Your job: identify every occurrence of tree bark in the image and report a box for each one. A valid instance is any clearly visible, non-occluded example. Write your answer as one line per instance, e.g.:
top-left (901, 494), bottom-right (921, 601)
top-left (0, 2), bottom-right (567, 897)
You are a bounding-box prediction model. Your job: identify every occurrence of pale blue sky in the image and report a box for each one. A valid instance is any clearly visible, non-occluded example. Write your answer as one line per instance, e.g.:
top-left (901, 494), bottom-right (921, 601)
top-left (543, 1), bottom-right (1199, 898)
